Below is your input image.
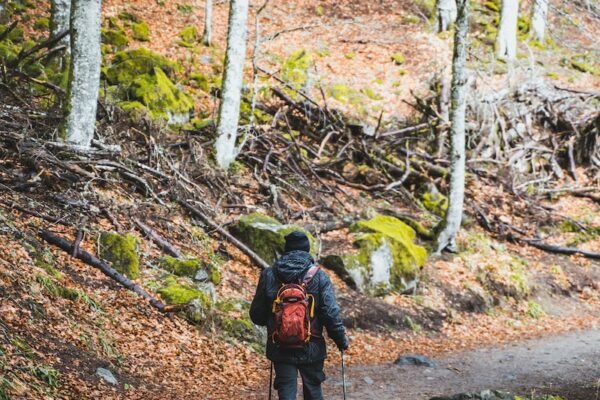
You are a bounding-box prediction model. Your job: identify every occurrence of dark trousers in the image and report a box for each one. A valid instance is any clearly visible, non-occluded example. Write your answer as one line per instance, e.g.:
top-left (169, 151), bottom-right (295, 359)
top-left (273, 360), bottom-right (326, 400)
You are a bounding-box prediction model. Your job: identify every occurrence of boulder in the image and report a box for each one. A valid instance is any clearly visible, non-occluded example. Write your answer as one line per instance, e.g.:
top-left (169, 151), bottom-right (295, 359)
top-left (229, 213), bottom-right (317, 265)
top-left (98, 232), bottom-right (140, 279)
top-left (159, 256), bottom-right (221, 285)
top-left (394, 354), bottom-right (438, 368)
top-left (322, 214), bottom-right (427, 295)
top-left (157, 276), bottom-right (212, 322)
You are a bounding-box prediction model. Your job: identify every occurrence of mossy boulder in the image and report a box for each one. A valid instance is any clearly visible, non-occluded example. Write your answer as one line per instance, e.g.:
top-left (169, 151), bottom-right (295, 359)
top-left (323, 215), bottom-right (427, 295)
top-left (101, 27), bottom-right (129, 49)
top-left (159, 255), bottom-right (221, 285)
top-left (158, 276), bottom-right (212, 322)
top-left (178, 25), bottom-right (200, 48)
top-left (422, 186), bottom-right (448, 217)
top-left (104, 47), bottom-right (176, 85)
top-left (229, 213), bottom-right (317, 265)
top-left (98, 232), bottom-right (141, 279)
top-left (132, 22), bottom-right (150, 41)
top-left (104, 49), bottom-right (193, 124)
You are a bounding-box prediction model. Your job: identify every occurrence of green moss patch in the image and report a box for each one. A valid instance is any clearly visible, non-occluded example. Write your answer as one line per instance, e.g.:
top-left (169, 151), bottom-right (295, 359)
top-left (324, 215), bottom-right (427, 296)
top-left (422, 190), bottom-right (448, 217)
top-left (281, 50), bottom-right (313, 93)
top-left (102, 27), bottom-right (129, 49)
top-left (178, 25), bottom-right (200, 48)
top-left (391, 53), bottom-right (405, 65)
top-left (132, 22), bottom-right (150, 41)
top-left (98, 232), bottom-right (140, 279)
top-left (105, 47), bottom-right (176, 85)
top-left (230, 213), bottom-right (317, 264)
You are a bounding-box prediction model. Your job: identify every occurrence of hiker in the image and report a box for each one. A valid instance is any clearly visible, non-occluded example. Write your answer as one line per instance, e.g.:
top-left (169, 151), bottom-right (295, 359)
top-left (250, 231), bottom-right (349, 400)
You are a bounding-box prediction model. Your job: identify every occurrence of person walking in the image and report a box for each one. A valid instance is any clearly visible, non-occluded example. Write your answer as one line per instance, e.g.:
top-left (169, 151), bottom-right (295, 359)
top-left (250, 231), bottom-right (349, 400)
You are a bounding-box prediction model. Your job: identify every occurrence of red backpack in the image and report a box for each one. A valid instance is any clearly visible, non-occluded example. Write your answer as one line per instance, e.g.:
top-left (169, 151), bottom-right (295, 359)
top-left (271, 265), bottom-right (320, 348)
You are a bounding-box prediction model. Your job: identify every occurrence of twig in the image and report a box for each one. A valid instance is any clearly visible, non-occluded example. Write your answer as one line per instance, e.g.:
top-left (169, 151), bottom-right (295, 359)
top-left (133, 218), bottom-right (184, 259)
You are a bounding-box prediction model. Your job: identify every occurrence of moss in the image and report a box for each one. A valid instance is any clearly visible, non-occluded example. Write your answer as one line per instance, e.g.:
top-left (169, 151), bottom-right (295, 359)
top-left (178, 25), bottom-right (200, 48)
top-left (415, 0), bottom-right (436, 18)
top-left (343, 214), bottom-right (428, 295)
top-left (230, 213), bottom-right (317, 264)
top-left (160, 256), bottom-right (201, 277)
top-left (326, 84), bottom-right (363, 105)
top-left (526, 301), bottom-right (544, 319)
top-left (101, 27), bottom-right (129, 49)
top-left (362, 87), bottom-right (383, 100)
top-left (158, 277), bottom-right (211, 305)
top-left (36, 274), bottom-right (80, 301)
top-left (104, 47), bottom-right (176, 85)
top-left (118, 100), bottom-right (147, 112)
top-left (188, 71), bottom-right (209, 91)
top-left (344, 52), bottom-right (355, 60)
top-left (391, 53), bottom-right (405, 65)
top-left (98, 232), bottom-right (140, 279)
top-left (567, 54), bottom-right (600, 76)
top-left (0, 39), bottom-right (20, 63)
top-left (403, 14), bottom-right (421, 24)
top-left (177, 3), bottom-right (194, 14)
top-left (484, 0), bottom-right (500, 12)
top-left (315, 5), bottom-right (325, 16)
top-left (33, 17), bottom-right (49, 31)
top-left (128, 67), bottom-right (193, 122)
top-left (281, 50), bottom-right (313, 92)
top-left (118, 11), bottom-right (140, 23)
top-left (10, 338), bottom-right (33, 359)
top-left (222, 317), bottom-right (256, 342)
top-left (132, 21), bottom-right (150, 41)
top-left (29, 365), bottom-right (59, 389)
top-left (422, 190), bottom-right (448, 217)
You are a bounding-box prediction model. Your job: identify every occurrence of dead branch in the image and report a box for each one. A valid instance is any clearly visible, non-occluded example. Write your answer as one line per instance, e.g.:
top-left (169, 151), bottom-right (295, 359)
top-left (133, 218), bottom-right (184, 259)
top-left (524, 239), bottom-right (600, 260)
top-left (40, 230), bottom-right (167, 312)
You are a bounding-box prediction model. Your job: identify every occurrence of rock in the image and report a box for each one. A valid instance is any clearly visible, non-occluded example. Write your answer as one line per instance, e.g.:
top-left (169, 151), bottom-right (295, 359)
top-left (160, 256), bottom-right (221, 285)
top-left (199, 55), bottom-right (213, 65)
top-left (394, 354), bottom-right (438, 368)
top-left (194, 268), bottom-right (209, 282)
top-left (187, 297), bottom-right (209, 323)
top-left (96, 367), bottom-right (118, 385)
top-left (422, 184), bottom-right (448, 217)
top-left (196, 281), bottom-right (216, 303)
top-left (430, 390), bottom-right (515, 400)
top-left (229, 213), bottom-right (317, 265)
top-left (322, 214), bottom-right (427, 295)
top-left (363, 376), bottom-right (374, 385)
top-left (98, 232), bottom-right (140, 279)
top-left (157, 276), bottom-right (212, 323)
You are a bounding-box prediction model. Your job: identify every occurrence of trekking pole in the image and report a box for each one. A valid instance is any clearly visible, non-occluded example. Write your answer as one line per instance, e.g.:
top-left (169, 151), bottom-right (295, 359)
top-left (268, 361), bottom-right (273, 400)
top-left (341, 350), bottom-right (347, 400)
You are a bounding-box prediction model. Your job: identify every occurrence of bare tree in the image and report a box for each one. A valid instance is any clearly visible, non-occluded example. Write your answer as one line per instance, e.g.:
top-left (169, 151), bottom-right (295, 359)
top-left (435, 0), bottom-right (470, 254)
top-left (530, 0), bottom-right (548, 42)
top-left (214, 0), bottom-right (250, 169)
top-left (437, 0), bottom-right (457, 32)
top-left (51, 0), bottom-right (71, 51)
top-left (496, 0), bottom-right (519, 60)
top-left (61, 0), bottom-right (102, 147)
top-left (202, 0), bottom-right (213, 46)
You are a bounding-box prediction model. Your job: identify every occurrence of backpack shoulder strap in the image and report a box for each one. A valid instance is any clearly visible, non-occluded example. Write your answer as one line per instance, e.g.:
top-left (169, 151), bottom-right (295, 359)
top-left (301, 265), bottom-right (321, 286)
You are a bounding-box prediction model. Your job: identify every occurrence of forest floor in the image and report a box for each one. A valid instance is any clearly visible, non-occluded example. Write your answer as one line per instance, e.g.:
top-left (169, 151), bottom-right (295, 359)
top-left (319, 329), bottom-right (600, 400)
top-left (1, 0), bottom-right (599, 399)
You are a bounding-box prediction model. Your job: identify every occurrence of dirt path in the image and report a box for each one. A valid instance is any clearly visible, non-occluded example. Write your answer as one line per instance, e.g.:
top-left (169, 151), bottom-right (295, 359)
top-left (322, 330), bottom-right (600, 400)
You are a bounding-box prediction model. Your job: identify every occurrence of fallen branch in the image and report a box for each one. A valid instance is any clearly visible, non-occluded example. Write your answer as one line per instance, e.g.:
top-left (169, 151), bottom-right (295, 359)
top-left (40, 230), bottom-right (167, 312)
top-left (133, 218), bottom-right (183, 259)
top-left (523, 239), bottom-right (600, 260)
top-left (179, 200), bottom-right (270, 269)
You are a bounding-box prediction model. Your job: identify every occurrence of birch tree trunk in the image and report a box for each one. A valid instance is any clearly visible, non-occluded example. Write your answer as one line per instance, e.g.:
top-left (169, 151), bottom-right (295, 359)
top-left (51, 0), bottom-right (71, 52)
top-left (61, 0), bottom-right (102, 148)
top-left (437, 0), bottom-right (457, 32)
top-left (435, 0), bottom-right (469, 254)
top-left (496, 0), bottom-right (519, 60)
top-left (530, 0), bottom-right (548, 42)
top-left (214, 0), bottom-right (249, 169)
top-left (202, 0), bottom-right (213, 46)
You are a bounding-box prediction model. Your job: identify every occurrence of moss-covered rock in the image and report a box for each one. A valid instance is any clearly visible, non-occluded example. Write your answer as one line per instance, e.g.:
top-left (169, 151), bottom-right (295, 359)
top-left (98, 232), bottom-right (140, 279)
top-left (157, 276), bottom-right (211, 305)
top-left (132, 21), bottom-right (150, 41)
top-left (188, 71), bottom-right (209, 91)
top-left (178, 25), bottom-right (200, 48)
top-left (229, 213), bottom-right (317, 265)
top-left (159, 256), bottom-right (221, 284)
top-left (323, 215), bottom-right (427, 295)
top-left (129, 67), bottom-right (193, 123)
top-left (422, 187), bottom-right (448, 217)
top-left (104, 47), bottom-right (176, 85)
top-left (101, 27), bottom-right (129, 49)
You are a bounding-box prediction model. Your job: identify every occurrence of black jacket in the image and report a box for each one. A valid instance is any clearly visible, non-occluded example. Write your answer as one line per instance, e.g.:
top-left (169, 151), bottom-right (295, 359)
top-left (250, 250), bottom-right (348, 364)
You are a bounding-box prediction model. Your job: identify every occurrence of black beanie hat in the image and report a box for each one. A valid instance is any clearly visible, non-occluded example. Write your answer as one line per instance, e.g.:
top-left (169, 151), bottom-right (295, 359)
top-left (284, 231), bottom-right (311, 253)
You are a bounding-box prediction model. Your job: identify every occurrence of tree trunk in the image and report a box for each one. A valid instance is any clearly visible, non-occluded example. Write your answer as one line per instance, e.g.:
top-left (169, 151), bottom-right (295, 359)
top-left (530, 0), bottom-right (548, 42)
top-left (61, 0), bottom-right (102, 147)
top-left (51, 0), bottom-right (71, 52)
top-left (496, 0), bottom-right (519, 60)
top-left (214, 0), bottom-right (249, 169)
top-left (435, 0), bottom-right (469, 254)
top-left (202, 0), bottom-right (213, 46)
top-left (437, 0), bottom-right (457, 32)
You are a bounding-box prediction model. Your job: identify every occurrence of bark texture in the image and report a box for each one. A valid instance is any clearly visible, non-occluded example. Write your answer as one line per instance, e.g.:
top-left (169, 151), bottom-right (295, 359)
top-left (530, 0), bottom-right (548, 42)
top-left (496, 0), bottom-right (519, 60)
top-left (202, 0), bottom-right (213, 46)
top-left (435, 0), bottom-right (469, 254)
top-left (62, 0), bottom-right (102, 147)
top-left (437, 0), bottom-right (458, 32)
top-left (51, 0), bottom-right (71, 51)
top-left (215, 0), bottom-right (249, 169)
